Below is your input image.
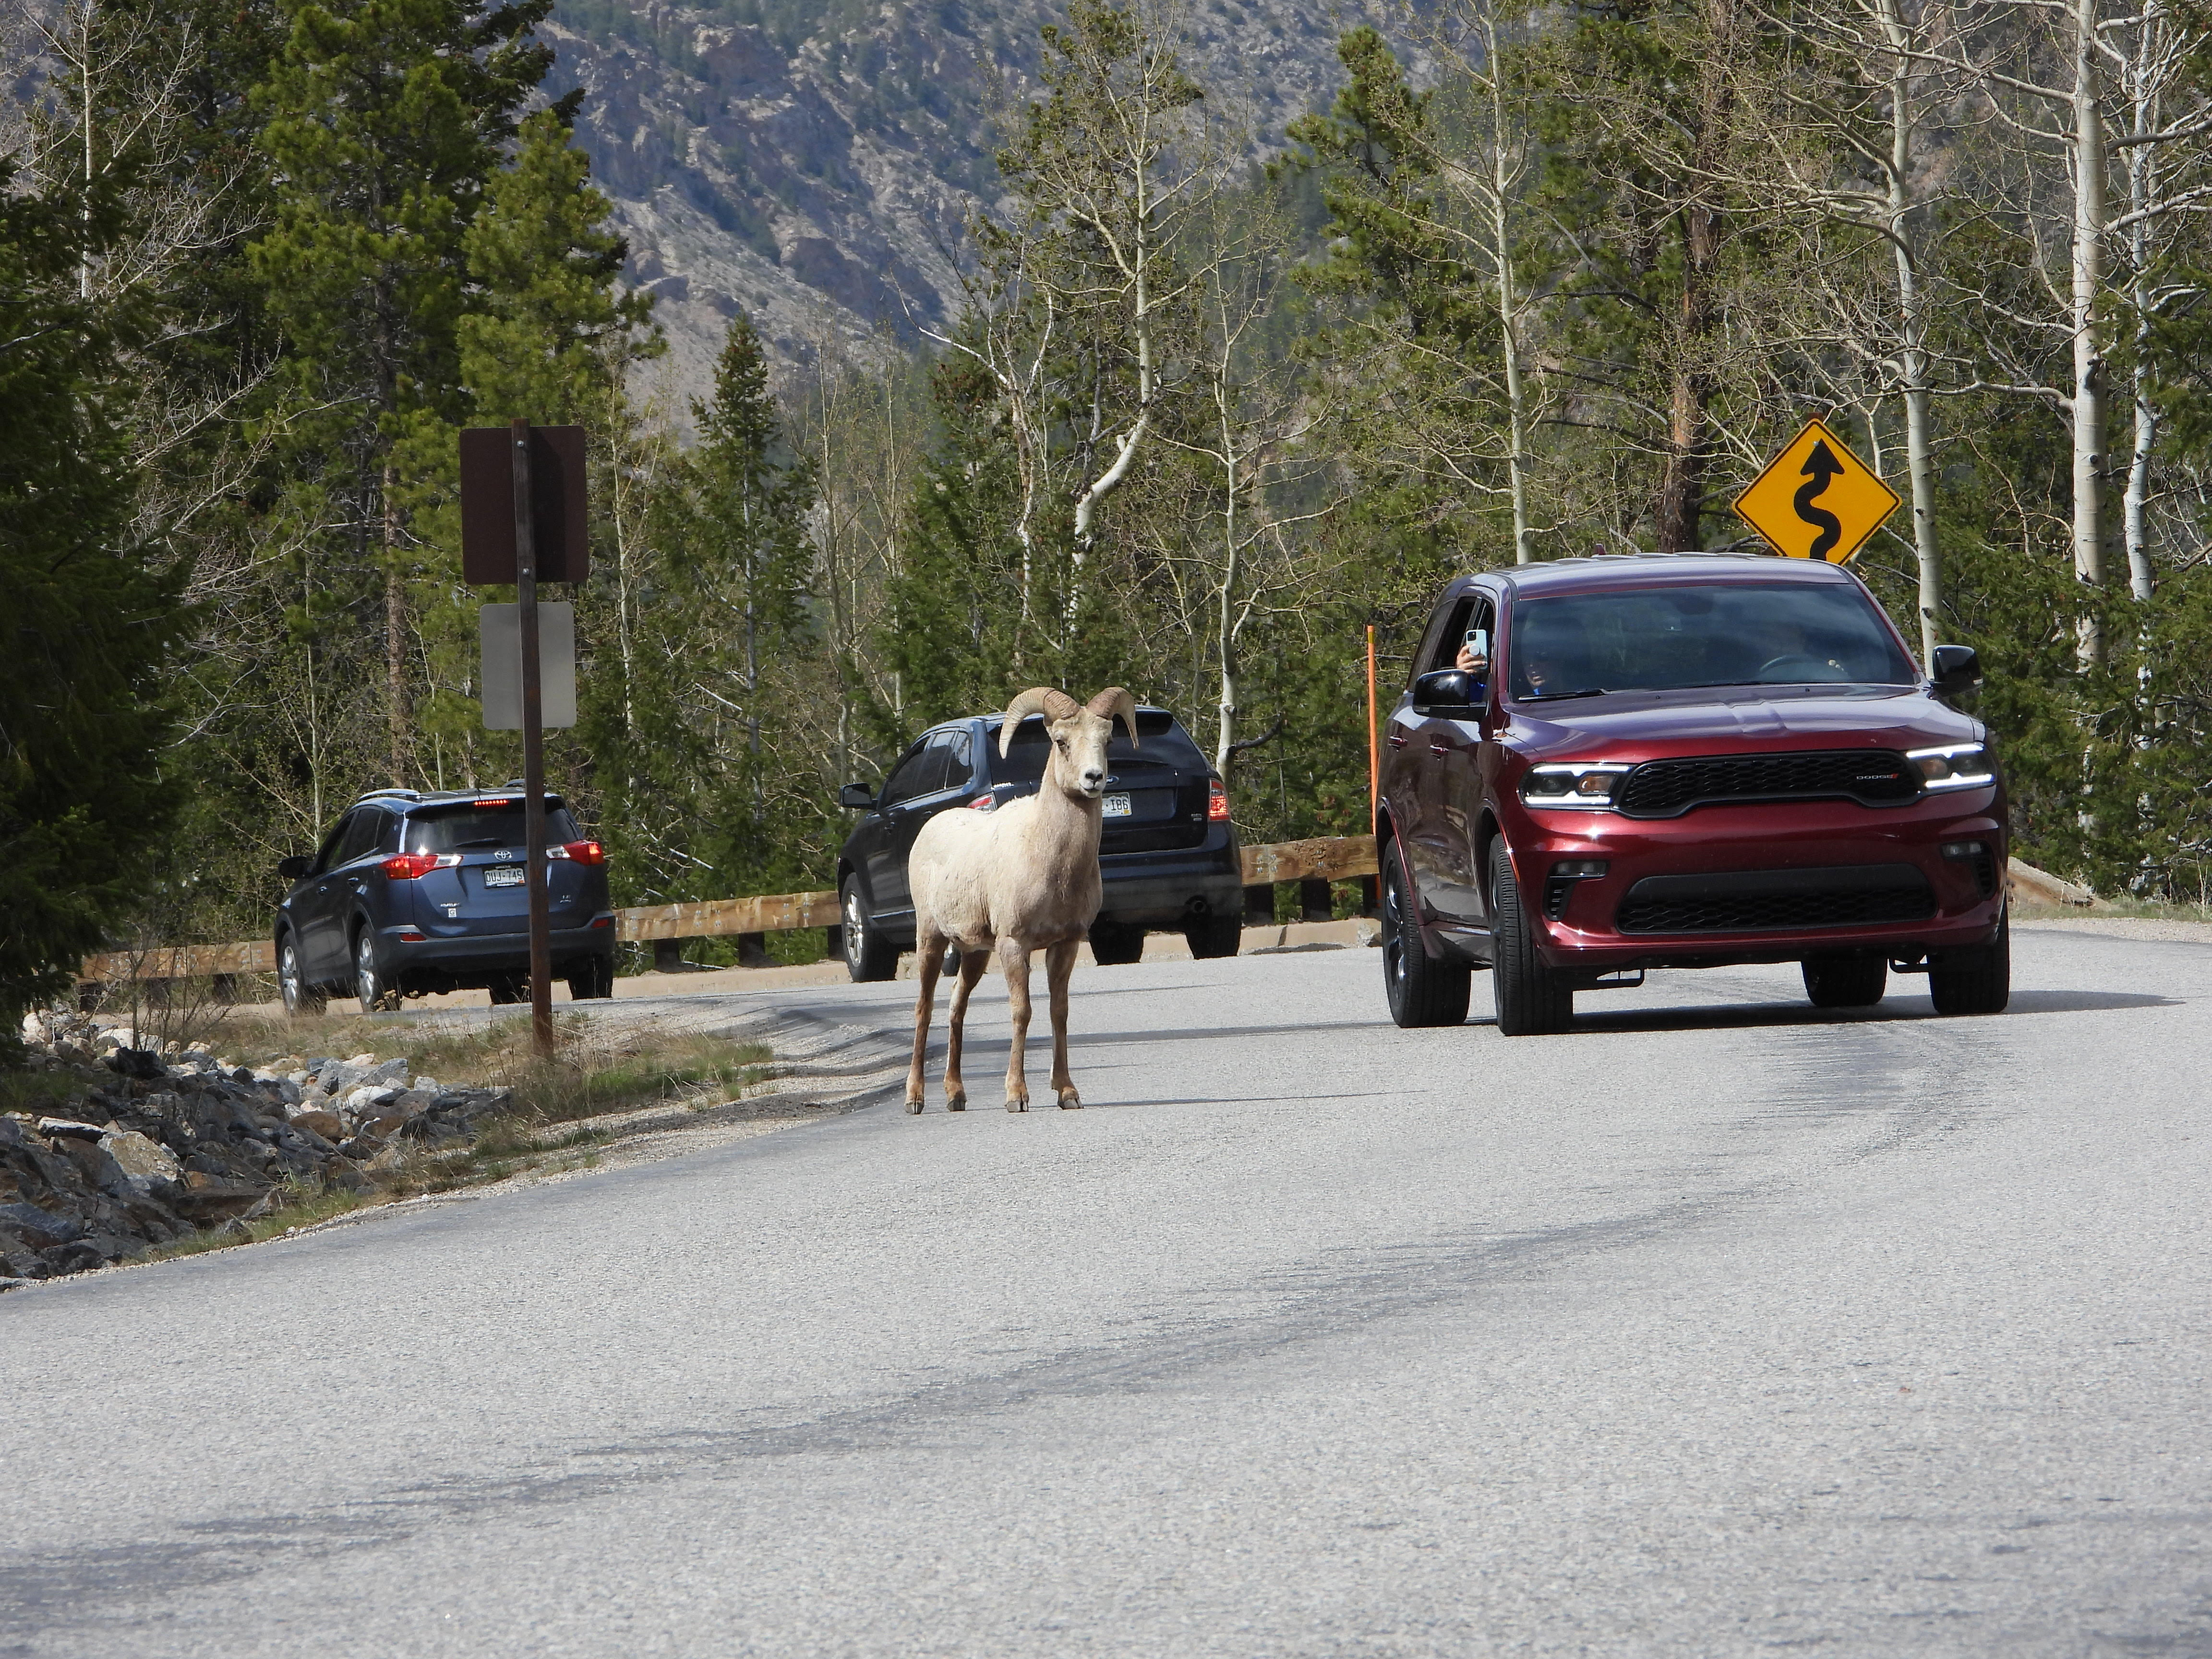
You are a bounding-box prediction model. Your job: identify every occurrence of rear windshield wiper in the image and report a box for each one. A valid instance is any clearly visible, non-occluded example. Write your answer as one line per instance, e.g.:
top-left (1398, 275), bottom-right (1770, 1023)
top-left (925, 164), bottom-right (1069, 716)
top-left (447, 836), bottom-right (513, 848)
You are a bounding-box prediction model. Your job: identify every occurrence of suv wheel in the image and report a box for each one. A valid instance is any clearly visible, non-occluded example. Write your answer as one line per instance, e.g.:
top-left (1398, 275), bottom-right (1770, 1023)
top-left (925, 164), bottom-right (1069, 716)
top-left (1929, 907), bottom-right (2010, 1015)
top-left (278, 933), bottom-right (324, 1018)
top-left (354, 931), bottom-right (399, 1014)
top-left (1490, 841), bottom-right (1573, 1036)
top-left (568, 954), bottom-right (614, 1000)
top-left (1089, 919), bottom-right (1145, 965)
top-left (1184, 912), bottom-right (1242, 960)
top-left (842, 878), bottom-right (898, 982)
top-left (1382, 841), bottom-right (1470, 1028)
top-left (1803, 953), bottom-right (1886, 1008)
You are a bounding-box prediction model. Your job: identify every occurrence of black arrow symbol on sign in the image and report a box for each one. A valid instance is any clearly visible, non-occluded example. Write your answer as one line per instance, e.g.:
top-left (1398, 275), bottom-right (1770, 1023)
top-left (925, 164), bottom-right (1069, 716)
top-left (1793, 439), bottom-right (1845, 559)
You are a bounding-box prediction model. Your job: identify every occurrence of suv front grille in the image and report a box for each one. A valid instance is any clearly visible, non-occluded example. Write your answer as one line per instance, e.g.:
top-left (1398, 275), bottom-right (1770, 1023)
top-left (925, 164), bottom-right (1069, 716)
top-left (1616, 864), bottom-right (1936, 934)
top-left (1616, 750), bottom-right (1922, 818)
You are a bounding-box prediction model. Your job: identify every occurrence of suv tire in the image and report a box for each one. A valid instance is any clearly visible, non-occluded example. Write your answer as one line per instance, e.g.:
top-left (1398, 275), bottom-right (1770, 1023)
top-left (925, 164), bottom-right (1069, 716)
top-left (1929, 907), bottom-right (2010, 1015)
top-left (1490, 841), bottom-right (1573, 1036)
top-left (568, 954), bottom-right (614, 1000)
top-left (1803, 953), bottom-right (1887, 1008)
top-left (1089, 919), bottom-right (1145, 965)
top-left (1382, 841), bottom-right (1470, 1028)
top-left (1184, 913), bottom-right (1242, 960)
top-left (278, 933), bottom-right (324, 1018)
top-left (354, 930), bottom-right (399, 1014)
top-left (842, 878), bottom-right (898, 982)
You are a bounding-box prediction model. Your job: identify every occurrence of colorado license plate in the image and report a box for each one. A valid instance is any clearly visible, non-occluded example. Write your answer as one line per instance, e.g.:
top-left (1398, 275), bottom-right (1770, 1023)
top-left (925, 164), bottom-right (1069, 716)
top-left (1102, 793), bottom-right (1132, 818)
top-left (481, 864), bottom-right (525, 888)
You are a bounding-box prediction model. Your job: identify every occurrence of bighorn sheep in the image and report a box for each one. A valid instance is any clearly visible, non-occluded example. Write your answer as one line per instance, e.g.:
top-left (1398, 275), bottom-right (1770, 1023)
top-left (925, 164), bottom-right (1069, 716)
top-left (904, 685), bottom-right (1138, 1113)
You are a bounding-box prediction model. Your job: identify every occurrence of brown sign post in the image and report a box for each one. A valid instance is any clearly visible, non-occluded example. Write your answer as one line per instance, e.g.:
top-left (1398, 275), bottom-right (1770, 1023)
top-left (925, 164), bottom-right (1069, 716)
top-left (460, 422), bottom-right (588, 1055)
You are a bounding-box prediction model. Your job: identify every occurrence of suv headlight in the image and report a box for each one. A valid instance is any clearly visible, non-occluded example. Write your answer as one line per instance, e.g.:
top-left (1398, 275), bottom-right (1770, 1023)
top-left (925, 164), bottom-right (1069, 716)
top-left (1907, 743), bottom-right (1996, 790)
top-left (1520, 762), bottom-right (1633, 810)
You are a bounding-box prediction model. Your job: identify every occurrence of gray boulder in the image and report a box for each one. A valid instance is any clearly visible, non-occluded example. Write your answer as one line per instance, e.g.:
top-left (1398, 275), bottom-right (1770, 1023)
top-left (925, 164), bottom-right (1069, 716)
top-left (0, 1202), bottom-right (84, 1248)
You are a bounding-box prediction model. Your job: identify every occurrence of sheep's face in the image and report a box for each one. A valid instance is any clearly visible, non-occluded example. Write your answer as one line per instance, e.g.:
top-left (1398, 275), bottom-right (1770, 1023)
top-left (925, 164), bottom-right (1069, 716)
top-left (1046, 710), bottom-right (1115, 802)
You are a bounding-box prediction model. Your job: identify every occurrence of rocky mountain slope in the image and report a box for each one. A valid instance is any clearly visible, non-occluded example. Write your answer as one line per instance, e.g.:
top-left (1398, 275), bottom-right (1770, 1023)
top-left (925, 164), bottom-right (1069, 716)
top-left (544, 0), bottom-right (1395, 405)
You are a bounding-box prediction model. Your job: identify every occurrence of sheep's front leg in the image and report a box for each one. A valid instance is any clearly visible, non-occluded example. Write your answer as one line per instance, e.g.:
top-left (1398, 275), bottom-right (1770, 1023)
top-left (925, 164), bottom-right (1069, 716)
top-left (906, 936), bottom-right (948, 1114)
top-left (998, 936), bottom-right (1034, 1111)
top-left (1046, 938), bottom-right (1082, 1108)
top-left (942, 944), bottom-right (989, 1111)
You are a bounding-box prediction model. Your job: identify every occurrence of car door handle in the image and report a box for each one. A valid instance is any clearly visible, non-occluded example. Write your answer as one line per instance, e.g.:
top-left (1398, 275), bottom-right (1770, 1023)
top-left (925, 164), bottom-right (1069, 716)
top-left (1387, 732), bottom-right (1407, 750)
top-left (1429, 738), bottom-right (1450, 757)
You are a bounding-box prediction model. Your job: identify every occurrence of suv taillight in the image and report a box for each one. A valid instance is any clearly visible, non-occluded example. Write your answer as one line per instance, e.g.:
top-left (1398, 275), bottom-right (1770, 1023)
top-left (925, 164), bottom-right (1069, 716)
top-left (381, 852), bottom-right (460, 880)
top-left (1207, 778), bottom-right (1230, 821)
top-left (548, 840), bottom-right (605, 865)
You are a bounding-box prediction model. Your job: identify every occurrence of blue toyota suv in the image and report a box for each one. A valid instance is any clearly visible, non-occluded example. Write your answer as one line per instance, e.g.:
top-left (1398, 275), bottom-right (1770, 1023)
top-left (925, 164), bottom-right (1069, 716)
top-left (274, 787), bottom-right (616, 1014)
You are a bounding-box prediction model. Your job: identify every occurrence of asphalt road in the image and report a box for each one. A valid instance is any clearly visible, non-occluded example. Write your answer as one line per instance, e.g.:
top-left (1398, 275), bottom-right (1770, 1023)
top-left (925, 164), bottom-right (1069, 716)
top-left (4, 926), bottom-right (2209, 1658)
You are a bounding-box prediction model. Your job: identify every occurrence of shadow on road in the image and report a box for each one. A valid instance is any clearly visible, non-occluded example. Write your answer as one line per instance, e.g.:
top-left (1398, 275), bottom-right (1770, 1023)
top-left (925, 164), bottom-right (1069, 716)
top-left (1564, 985), bottom-right (2177, 1035)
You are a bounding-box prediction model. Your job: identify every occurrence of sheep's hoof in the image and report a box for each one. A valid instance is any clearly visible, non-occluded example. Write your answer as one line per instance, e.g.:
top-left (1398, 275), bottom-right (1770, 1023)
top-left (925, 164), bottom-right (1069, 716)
top-left (946, 1093), bottom-right (966, 1112)
top-left (1005, 1097), bottom-right (1029, 1113)
top-left (903, 1097), bottom-right (924, 1115)
top-left (1057, 1090), bottom-right (1082, 1110)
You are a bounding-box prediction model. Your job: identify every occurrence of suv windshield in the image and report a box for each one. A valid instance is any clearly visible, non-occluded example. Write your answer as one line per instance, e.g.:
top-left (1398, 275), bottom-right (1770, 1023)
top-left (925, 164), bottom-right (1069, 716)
top-left (994, 710), bottom-right (1208, 784)
top-left (405, 801), bottom-right (581, 853)
top-left (1508, 581), bottom-right (1915, 700)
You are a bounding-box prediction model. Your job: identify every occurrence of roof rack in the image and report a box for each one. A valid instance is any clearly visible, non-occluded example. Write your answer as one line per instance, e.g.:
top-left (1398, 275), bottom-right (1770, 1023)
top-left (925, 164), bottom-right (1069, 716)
top-left (357, 787), bottom-right (421, 802)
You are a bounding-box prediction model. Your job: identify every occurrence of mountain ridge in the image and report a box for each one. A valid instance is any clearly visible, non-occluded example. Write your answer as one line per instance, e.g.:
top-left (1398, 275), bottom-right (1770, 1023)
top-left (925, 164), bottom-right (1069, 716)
top-left (544, 0), bottom-right (1402, 406)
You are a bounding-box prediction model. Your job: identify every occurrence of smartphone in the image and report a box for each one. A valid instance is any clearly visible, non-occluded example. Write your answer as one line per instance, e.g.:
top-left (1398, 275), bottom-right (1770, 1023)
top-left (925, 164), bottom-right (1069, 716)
top-left (1463, 627), bottom-right (1489, 661)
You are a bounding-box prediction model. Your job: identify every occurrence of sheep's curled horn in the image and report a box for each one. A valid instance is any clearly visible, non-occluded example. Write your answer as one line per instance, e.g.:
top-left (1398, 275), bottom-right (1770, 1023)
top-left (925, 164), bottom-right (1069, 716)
top-left (998, 686), bottom-right (1140, 756)
top-left (1086, 686), bottom-right (1139, 745)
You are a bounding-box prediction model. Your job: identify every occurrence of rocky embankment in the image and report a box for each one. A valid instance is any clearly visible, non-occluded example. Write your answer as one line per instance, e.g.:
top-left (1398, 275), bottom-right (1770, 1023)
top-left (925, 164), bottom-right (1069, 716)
top-left (0, 1013), bottom-right (510, 1287)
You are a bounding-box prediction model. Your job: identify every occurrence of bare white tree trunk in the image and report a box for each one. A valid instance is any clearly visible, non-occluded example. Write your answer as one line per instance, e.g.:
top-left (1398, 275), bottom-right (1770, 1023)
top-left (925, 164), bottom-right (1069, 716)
top-left (2070, 0), bottom-right (2109, 665)
top-left (2120, 2), bottom-right (2166, 605)
top-left (1214, 406), bottom-right (1238, 773)
top-left (1876, 0), bottom-right (1941, 671)
top-left (1485, 18), bottom-right (1533, 566)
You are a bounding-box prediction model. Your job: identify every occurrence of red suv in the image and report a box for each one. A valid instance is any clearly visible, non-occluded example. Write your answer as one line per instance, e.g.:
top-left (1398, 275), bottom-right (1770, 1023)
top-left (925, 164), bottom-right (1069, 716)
top-left (1378, 554), bottom-right (2008, 1034)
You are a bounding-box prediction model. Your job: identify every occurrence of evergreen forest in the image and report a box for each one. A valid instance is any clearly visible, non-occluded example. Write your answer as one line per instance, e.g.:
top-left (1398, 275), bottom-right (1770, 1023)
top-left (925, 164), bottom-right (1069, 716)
top-left (4, 0), bottom-right (2212, 1017)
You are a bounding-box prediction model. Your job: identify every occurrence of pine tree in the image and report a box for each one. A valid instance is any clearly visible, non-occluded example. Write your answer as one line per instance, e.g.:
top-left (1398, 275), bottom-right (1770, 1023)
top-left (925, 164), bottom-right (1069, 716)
top-left (588, 313), bottom-right (819, 911)
top-left (403, 103), bottom-right (661, 796)
top-left (458, 106), bottom-right (654, 425)
top-left (248, 0), bottom-right (552, 787)
top-left (684, 315), bottom-right (819, 888)
top-left (0, 157), bottom-right (183, 1026)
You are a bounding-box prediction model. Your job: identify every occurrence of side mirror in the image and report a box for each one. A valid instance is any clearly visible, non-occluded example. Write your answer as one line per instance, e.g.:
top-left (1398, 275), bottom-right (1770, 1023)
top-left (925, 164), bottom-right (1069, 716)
top-left (837, 782), bottom-right (876, 811)
top-left (1412, 668), bottom-right (1482, 713)
top-left (276, 854), bottom-right (313, 882)
top-left (1930, 644), bottom-right (1981, 699)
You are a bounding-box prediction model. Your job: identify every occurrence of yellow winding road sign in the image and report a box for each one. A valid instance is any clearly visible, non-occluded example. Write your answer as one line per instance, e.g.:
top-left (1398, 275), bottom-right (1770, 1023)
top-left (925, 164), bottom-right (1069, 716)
top-left (1734, 418), bottom-right (1900, 564)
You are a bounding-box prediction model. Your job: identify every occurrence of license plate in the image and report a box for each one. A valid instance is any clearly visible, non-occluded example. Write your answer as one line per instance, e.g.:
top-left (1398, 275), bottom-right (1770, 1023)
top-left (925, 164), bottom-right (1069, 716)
top-left (1102, 793), bottom-right (1132, 818)
top-left (481, 865), bottom-right (525, 888)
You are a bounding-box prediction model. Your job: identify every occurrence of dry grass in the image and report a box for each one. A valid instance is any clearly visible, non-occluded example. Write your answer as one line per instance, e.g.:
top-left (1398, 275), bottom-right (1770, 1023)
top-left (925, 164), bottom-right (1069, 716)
top-left (214, 1010), bottom-right (773, 1126)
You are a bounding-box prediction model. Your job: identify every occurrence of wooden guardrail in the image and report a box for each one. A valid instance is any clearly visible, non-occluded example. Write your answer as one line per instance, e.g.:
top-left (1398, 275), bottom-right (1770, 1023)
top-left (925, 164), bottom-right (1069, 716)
top-left (77, 835), bottom-right (1382, 987)
top-left (618, 890), bottom-right (843, 941)
top-left (1243, 834), bottom-right (1377, 885)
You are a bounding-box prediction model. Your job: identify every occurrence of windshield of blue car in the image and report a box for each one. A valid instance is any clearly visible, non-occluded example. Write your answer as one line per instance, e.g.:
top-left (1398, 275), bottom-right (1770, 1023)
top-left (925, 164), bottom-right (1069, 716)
top-left (991, 711), bottom-right (1207, 786)
top-left (1506, 582), bottom-right (1916, 700)
top-left (405, 802), bottom-right (582, 853)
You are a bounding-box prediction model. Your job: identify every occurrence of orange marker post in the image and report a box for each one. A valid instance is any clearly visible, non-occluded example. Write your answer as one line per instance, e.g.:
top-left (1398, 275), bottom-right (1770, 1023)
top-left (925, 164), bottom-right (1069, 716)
top-left (1365, 625), bottom-right (1380, 830)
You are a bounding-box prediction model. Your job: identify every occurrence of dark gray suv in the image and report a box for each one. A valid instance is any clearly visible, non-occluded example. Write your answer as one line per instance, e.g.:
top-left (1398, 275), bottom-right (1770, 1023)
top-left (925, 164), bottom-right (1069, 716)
top-left (274, 787), bottom-right (616, 1014)
top-left (833, 706), bottom-right (1244, 980)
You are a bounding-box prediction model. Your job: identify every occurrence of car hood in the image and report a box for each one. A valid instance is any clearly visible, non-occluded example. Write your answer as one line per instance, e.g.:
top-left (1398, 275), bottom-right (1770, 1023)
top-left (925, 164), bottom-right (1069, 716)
top-left (1503, 684), bottom-right (1981, 758)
